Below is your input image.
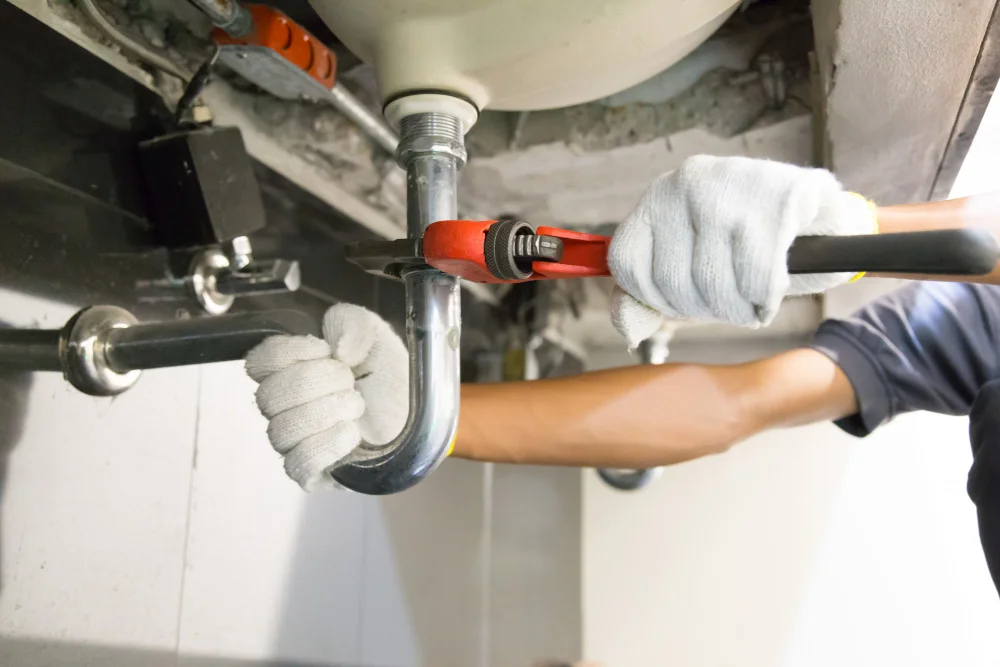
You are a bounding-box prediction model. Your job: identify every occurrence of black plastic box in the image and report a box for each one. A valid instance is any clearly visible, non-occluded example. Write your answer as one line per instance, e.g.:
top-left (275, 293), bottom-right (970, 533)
top-left (138, 126), bottom-right (266, 248)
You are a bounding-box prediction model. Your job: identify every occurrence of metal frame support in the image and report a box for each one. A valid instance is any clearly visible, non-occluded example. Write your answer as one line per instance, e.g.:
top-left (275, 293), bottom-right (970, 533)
top-left (331, 111), bottom-right (466, 495)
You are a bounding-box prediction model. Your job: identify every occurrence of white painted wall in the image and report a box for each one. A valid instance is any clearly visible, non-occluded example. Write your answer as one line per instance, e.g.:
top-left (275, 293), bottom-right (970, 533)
top-left (0, 292), bottom-right (580, 667)
top-left (582, 68), bottom-right (1000, 667)
top-left (0, 293), bottom-right (200, 667)
top-left (583, 395), bottom-right (1000, 666)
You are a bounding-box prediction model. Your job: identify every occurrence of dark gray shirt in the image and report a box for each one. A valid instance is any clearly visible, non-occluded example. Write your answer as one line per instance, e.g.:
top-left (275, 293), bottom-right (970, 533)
top-left (810, 281), bottom-right (1000, 596)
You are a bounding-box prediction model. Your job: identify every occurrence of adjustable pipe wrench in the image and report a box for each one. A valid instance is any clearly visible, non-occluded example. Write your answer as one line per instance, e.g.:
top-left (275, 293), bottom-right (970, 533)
top-left (346, 219), bottom-right (1000, 283)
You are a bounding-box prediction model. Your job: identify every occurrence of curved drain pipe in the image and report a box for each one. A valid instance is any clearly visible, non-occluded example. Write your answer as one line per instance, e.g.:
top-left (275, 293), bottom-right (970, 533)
top-left (331, 112), bottom-right (466, 494)
top-left (597, 332), bottom-right (671, 491)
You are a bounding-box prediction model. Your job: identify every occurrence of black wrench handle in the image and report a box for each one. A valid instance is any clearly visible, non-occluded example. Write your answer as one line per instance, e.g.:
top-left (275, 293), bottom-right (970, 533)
top-left (787, 229), bottom-right (999, 276)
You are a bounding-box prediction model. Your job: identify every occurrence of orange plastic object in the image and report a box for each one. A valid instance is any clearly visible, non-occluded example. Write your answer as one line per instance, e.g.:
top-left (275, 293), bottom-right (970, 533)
top-left (534, 225), bottom-right (610, 279)
top-left (423, 220), bottom-right (498, 282)
top-left (423, 220), bottom-right (611, 284)
top-left (213, 4), bottom-right (336, 90)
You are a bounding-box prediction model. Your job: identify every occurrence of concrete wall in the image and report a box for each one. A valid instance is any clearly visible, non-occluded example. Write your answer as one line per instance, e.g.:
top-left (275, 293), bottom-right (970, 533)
top-left (812, 0), bottom-right (997, 204)
top-left (0, 291), bottom-right (581, 667)
top-left (462, 115), bottom-right (813, 230)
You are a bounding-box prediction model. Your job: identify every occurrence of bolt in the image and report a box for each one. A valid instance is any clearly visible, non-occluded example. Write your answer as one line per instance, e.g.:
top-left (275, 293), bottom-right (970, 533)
top-left (223, 236), bottom-right (253, 270)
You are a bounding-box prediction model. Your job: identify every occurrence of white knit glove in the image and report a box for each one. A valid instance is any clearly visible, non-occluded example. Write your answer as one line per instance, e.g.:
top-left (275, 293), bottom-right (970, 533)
top-left (608, 155), bottom-right (876, 347)
top-left (245, 304), bottom-right (408, 491)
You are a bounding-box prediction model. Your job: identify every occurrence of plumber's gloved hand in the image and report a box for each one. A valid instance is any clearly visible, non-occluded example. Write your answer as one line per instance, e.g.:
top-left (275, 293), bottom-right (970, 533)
top-left (245, 304), bottom-right (407, 491)
top-left (608, 155), bottom-right (876, 347)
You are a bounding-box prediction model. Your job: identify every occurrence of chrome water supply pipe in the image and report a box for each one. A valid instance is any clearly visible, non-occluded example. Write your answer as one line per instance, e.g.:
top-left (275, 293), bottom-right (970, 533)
top-left (331, 111), bottom-right (465, 494)
top-left (186, 0), bottom-right (253, 37)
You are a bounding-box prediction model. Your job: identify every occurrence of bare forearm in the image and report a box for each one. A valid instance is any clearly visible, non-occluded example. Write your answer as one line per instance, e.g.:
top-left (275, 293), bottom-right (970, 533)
top-left (453, 349), bottom-right (857, 469)
top-left (876, 192), bottom-right (1000, 284)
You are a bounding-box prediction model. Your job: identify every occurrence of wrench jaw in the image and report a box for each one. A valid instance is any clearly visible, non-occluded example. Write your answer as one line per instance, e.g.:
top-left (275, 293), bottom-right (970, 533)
top-left (343, 238), bottom-right (426, 279)
top-left (344, 219), bottom-right (593, 285)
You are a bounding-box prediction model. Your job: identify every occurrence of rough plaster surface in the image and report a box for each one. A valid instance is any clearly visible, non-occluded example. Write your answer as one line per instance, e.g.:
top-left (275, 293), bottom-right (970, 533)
top-left (813, 0), bottom-right (996, 204)
top-left (202, 84), bottom-right (406, 238)
top-left (464, 8), bottom-right (814, 159)
top-left (461, 114), bottom-right (812, 228)
top-left (503, 72), bottom-right (811, 155)
top-left (597, 19), bottom-right (793, 107)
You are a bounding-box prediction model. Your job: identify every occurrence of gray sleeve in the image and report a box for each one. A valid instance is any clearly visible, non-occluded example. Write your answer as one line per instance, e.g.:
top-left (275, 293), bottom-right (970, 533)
top-left (809, 282), bottom-right (1000, 437)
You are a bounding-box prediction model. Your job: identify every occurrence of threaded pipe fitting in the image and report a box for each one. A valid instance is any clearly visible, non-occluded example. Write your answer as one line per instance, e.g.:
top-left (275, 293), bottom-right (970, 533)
top-left (397, 112), bottom-right (467, 169)
top-left (399, 113), bottom-right (464, 143)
